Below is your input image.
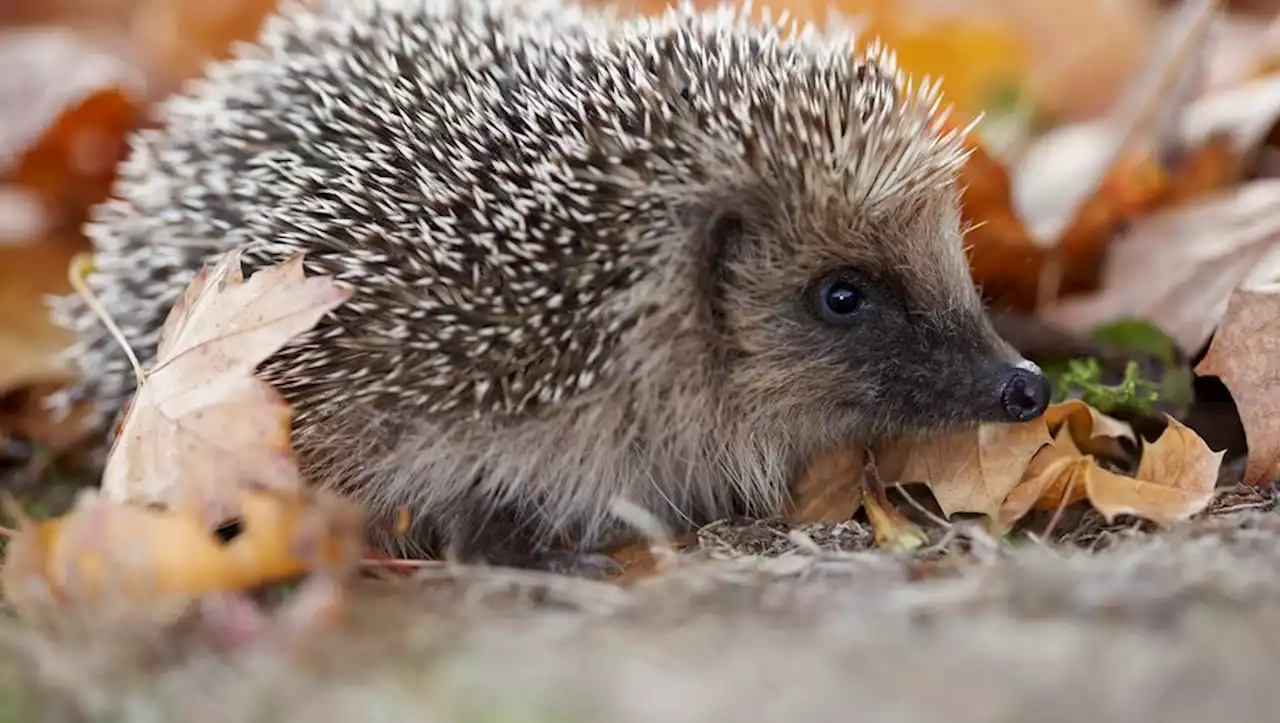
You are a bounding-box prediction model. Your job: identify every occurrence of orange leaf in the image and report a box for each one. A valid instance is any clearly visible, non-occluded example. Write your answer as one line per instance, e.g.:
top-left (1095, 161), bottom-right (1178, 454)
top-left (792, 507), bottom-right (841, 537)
top-left (787, 445), bottom-right (865, 524)
top-left (861, 462), bottom-right (926, 551)
top-left (1043, 399), bottom-right (1136, 461)
top-left (874, 418), bottom-right (1050, 520)
top-left (1, 485), bottom-right (364, 621)
top-left (998, 435), bottom-right (1089, 528)
top-left (958, 137), bottom-right (1047, 311)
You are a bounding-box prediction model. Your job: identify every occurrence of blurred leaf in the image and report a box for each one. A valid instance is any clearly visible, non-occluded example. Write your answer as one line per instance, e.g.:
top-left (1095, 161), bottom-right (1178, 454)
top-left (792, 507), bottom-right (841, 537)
top-left (1195, 284), bottom-right (1280, 485)
top-left (1042, 179), bottom-right (1280, 355)
top-left (0, 27), bottom-right (143, 181)
top-left (1, 485), bottom-right (365, 622)
top-left (0, 233), bottom-right (84, 395)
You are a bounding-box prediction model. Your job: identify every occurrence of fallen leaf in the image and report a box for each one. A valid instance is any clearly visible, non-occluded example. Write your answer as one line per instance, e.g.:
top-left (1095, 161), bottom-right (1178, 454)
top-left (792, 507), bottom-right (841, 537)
top-left (9, 86), bottom-right (138, 221)
top-left (1195, 284), bottom-right (1280, 485)
top-left (1041, 179), bottom-right (1280, 354)
top-left (1086, 416), bottom-right (1223, 524)
top-left (874, 420), bottom-right (1051, 520)
top-left (861, 461), bottom-right (927, 551)
top-left (1, 484), bottom-right (365, 621)
top-left (786, 445), bottom-right (865, 523)
top-left (605, 532), bottom-right (696, 585)
top-left (997, 431), bottom-right (1089, 528)
top-left (0, 27), bottom-right (144, 179)
top-left (1001, 415), bottom-right (1221, 528)
top-left (958, 136), bottom-right (1049, 311)
top-left (0, 232), bottom-right (85, 394)
top-left (129, 0), bottom-right (279, 100)
top-left (100, 248), bottom-right (352, 519)
top-left (1043, 398), bottom-right (1136, 460)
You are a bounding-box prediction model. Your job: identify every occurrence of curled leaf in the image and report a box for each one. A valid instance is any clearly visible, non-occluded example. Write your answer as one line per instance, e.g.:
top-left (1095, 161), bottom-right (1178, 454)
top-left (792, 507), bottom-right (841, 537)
top-left (1043, 399), bottom-right (1136, 460)
top-left (861, 462), bottom-right (926, 551)
top-left (1086, 416), bottom-right (1222, 525)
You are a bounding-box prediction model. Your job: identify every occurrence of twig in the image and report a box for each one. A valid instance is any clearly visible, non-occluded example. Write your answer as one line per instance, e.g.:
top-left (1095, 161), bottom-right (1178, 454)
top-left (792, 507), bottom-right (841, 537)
top-left (892, 484), bottom-right (953, 530)
top-left (67, 253), bottom-right (149, 386)
top-left (1039, 468), bottom-right (1080, 541)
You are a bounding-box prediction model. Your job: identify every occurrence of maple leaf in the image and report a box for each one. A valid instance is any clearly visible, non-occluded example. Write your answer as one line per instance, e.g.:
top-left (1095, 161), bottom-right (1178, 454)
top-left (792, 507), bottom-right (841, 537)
top-left (1001, 416), bottom-right (1221, 528)
top-left (1195, 284), bottom-right (1280, 486)
top-left (1042, 398), bottom-right (1136, 460)
top-left (1087, 415), bottom-right (1222, 524)
top-left (873, 421), bottom-right (1051, 520)
top-left (100, 247), bottom-right (352, 520)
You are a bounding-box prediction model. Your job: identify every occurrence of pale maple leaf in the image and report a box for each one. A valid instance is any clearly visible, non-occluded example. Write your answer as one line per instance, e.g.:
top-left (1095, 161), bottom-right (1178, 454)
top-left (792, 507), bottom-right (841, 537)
top-left (1195, 284), bottom-right (1280, 485)
top-left (100, 248), bottom-right (351, 519)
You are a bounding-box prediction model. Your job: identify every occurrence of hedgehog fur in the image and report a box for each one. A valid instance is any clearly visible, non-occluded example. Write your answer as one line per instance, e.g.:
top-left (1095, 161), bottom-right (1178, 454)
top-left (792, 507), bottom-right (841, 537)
top-left (53, 0), bottom-right (1051, 565)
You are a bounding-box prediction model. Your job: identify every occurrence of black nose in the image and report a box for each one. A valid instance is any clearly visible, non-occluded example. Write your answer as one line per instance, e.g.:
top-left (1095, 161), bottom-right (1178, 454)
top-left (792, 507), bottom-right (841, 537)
top-left (999, 363), bottom-right (1050, 423)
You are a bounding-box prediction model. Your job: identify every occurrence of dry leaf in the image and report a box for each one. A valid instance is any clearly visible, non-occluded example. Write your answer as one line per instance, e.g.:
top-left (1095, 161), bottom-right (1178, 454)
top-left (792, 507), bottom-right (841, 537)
top-left (874, 420), bottom-right (1051, 520)
top-left (100, 248), bottom-right (352, 518)
top-left (997, 432), bottom-right (1090, 527)
top-left (959, 135), bottom-right (1049, 311)
top-left (1195, 284), bottom-right (1280, 485)
top-left (1042, 180), bottom-right (1280, 354)
top-left (605, 532), bottom-right (696, 585)
top-left (0, 232), bottom-right (85, 394)
top-left (1001, 415), bottom-right (1221, 528)
top-left (1086, 416), bottom-right (1222, 524)
top-left (1, 484), bottom-right (365, 621)
top-left (787, 445), bottom-right (865, 523)
top-left (861, 462), bottom-right (926, 551)
top-left (1043, 398), bottom-right (1136, 460)
top-left (0, 27), bottom-right (143, 178)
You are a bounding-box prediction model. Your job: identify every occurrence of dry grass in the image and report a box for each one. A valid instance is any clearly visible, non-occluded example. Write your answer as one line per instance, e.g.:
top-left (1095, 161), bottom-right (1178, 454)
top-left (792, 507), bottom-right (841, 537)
top-left (1, 483), bottom-right (1278, 723)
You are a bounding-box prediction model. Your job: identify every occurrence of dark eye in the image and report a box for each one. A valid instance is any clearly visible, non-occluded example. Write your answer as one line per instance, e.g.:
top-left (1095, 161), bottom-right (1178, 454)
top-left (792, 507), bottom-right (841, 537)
top-left (811, 270), bottom-right (866, 325)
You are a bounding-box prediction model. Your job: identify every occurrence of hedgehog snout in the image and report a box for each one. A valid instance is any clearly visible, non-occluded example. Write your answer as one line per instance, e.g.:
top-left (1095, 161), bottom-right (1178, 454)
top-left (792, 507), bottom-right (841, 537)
top-left (996, 359), bottom-right (1050, 423)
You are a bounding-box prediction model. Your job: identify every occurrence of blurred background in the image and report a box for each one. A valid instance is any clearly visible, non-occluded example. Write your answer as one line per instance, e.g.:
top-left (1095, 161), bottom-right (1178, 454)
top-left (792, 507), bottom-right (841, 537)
top-left (2, 0), bottom-right (1278, 506)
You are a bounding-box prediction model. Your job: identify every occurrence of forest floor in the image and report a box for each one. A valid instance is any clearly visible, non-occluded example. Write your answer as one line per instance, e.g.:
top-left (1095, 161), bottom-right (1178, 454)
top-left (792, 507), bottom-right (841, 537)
top-left (3, 477), bottom-right (1279, 723)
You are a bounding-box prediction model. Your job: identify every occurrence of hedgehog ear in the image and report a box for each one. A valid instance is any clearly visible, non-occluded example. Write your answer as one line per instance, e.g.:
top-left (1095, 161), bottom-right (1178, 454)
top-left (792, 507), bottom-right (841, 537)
top-left (695, 207), bottom-right (747, 288)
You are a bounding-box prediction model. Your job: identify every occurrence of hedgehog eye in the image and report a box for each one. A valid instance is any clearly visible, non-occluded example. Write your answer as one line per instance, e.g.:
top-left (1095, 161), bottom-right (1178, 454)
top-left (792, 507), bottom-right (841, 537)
top-left (811, 269), bottom-right (866, 326)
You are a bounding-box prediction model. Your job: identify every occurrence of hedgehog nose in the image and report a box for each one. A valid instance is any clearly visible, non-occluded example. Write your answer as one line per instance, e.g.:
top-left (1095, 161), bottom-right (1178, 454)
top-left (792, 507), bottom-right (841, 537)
top-left (998, 361), bottom-right (1050, 423)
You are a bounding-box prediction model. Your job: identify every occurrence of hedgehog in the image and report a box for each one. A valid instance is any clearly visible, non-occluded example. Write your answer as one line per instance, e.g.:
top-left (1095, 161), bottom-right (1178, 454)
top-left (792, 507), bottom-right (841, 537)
top-left (53, 0), bottom-right (1051, 570)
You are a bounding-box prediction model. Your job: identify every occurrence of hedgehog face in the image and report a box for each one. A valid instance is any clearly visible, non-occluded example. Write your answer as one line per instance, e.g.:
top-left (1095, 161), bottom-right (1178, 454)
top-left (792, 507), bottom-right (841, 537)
top-left (710, 189), bottom-right (1050, 439)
